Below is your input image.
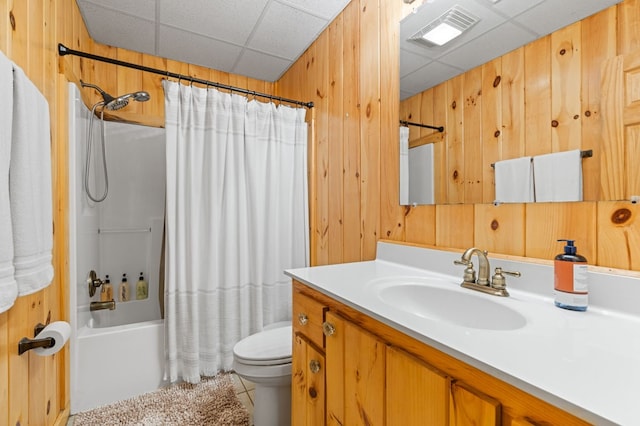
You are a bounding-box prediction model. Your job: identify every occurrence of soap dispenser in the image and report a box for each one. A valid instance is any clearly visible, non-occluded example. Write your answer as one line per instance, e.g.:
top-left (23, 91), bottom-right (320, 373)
top-left (136, 272), bottom-right (148, 300)
top-left (119, 273), bottom-right (130, 302)
top-left (554, 239), bottom-right (588, 311)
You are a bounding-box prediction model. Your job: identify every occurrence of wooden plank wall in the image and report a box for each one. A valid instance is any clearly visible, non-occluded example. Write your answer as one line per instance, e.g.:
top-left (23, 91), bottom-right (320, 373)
top-left (0, 0), bottom-right (276, 425)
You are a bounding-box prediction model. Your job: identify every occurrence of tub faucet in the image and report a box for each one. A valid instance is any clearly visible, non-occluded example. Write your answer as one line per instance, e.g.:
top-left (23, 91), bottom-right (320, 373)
top-left (90, 300), bottom-right (116, 311)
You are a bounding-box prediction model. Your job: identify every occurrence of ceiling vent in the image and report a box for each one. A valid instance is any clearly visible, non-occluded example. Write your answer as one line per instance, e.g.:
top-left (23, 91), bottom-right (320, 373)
top-left (408, 5), bottom-right (479, 48)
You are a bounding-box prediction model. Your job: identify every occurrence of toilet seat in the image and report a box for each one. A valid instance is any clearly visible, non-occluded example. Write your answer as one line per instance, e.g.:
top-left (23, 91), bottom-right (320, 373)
top-left (233, 325), bottom-right (292, 366)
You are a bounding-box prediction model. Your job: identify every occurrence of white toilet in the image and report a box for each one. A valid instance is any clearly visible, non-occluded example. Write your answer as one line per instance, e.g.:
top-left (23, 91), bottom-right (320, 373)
top-left (232, 323), bottom-right (292, 426)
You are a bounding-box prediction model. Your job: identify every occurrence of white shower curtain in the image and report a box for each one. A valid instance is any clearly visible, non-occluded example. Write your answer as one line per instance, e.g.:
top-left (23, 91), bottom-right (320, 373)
top-left (162, 80), bottom-right (309, 383)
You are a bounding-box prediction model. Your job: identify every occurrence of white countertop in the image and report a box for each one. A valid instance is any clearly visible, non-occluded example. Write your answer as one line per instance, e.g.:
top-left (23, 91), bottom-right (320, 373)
top-left (285, 241), bottom-right (640, 425)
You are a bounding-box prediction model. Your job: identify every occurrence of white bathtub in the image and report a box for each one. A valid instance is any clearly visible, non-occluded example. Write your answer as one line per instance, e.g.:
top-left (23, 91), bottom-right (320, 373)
top-left (71, 311), bottom-right (169, 414)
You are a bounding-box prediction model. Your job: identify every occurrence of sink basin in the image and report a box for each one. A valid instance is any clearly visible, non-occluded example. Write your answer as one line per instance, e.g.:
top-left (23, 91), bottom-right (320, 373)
top-left (368, 277), bottom-right (527, 331)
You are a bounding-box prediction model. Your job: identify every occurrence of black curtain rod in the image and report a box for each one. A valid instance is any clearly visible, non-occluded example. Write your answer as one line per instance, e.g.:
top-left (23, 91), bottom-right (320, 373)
top-left (58, 43), bottom-right (314, 109)
top-left (400, 120), bottom-right (444, 132)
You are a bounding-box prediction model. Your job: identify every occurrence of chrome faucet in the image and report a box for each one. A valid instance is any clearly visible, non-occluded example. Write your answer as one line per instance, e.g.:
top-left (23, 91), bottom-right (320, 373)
top-left (90, 300), bottom-right (116, 311)
top-left (454, 247), bottom-right (520, 297)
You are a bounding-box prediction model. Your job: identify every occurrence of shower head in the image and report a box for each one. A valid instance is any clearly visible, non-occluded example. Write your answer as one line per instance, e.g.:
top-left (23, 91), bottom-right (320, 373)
top-left (80, 80), bottom-right (151, 111)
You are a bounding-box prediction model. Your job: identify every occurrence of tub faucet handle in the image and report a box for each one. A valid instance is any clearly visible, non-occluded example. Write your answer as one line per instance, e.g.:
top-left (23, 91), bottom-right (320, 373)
top-left (87, 270), bottom-right (103, 297)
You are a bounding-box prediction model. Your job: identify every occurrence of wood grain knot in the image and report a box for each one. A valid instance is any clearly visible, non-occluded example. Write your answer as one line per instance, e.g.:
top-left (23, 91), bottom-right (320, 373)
top-left (494, 130), bottom-right (501, 138)
top-left (452, 170), bottom-right (459, 180)
top-left (366, 103), bottom-right (371, 118)
top-left (585, 110), bottom-right (592, 117)
top-left (551, 120), bottom-right (559, 127)
top-left (491, 220), bottom-right (499, 230)
top-left (573, 114), bottom-right (579, 120)
top-left (46, 400), bottom-right (51, 415)
top-left (493, 75), bottom-right (501, 88)
top-left (386, 230), bottom-right (391, 237)
top-left (451, 100), bottom-right (457, 109)
top-left (9, 11), bottom-right (15, 30)
top-left (560, 48), bottom-right (567, 55)
top-left (309, 387), bottom-right (318, 399)
top-left (612, 208), bottom-right (632, 224)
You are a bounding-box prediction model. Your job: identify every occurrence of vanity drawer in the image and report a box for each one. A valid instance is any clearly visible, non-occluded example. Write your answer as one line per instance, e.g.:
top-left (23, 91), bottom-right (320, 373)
top-left (293, 288), bottom-right (328, 349)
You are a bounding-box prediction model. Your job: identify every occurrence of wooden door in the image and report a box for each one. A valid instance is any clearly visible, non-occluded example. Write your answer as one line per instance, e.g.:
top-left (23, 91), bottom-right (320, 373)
top-left (601, 48), bottom-right (640, 200)
top-left (386, 346), bottom-right (450, 425)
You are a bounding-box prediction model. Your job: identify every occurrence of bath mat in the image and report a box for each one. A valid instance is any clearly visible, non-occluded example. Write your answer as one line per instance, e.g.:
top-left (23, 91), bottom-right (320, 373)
top-left (73, 372), bottom-right (250, 426)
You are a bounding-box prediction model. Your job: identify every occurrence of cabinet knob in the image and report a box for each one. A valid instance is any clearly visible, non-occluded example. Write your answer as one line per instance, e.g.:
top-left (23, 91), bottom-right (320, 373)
top-left (309, 359), bottom-right (321, 374)
top-left (322, 321), bottom-right (336, 336)
top-left (298, 313), bottom-right (309, 326)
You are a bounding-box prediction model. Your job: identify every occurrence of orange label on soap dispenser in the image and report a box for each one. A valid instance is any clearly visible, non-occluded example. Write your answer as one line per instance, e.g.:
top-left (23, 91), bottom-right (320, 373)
top-left (554, 260), bottom-right (588, 294)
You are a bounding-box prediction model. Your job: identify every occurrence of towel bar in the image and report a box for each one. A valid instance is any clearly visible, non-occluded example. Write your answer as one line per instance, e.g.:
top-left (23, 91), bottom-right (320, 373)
top-left (490, 149), bottom-right (592, 169)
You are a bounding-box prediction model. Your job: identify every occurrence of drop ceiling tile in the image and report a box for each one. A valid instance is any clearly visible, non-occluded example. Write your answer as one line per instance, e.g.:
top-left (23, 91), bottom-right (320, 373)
top-left (159, 0), bottom-right (270, 45)
top-left (248, 1), bottom-right (327, 60)
top-left (79, 0), bottom-right (156, 21)
top-left (438, 22), bottom-right (536, 70)
top-left (278, 0), bottom-right (350, 19)
top-left (158, 25), bottom-right (244, 73)
top-left (477, 0), bottom-right (546, 18)
top-left (233, 50), bottom-right (293, 82)
top-left (78, 2), bottom-right (156, 54)
top-left (400, 48), bottom-right (433, 79)
top-left (400, 61), bottom-right (463, 100)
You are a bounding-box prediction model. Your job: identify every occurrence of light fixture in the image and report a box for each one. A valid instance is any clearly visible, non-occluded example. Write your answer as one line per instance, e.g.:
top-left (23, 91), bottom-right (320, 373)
top-left (409, 5), bottom-right (479, 48)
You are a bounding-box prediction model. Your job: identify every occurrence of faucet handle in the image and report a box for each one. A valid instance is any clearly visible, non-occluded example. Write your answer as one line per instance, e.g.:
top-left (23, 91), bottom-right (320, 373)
top-left (491, 267), bottom-right (521, 290)
top-left (454, 260), bottom-right (476, 283)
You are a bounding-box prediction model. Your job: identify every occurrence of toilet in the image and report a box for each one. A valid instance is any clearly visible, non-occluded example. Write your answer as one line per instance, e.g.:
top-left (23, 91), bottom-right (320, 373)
top-left (232, 323), bottom-right (292, 426)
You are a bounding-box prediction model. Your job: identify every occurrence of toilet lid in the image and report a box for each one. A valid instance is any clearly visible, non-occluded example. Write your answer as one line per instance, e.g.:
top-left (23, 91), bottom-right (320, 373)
top-left (233, 325), bottom-right (292, 366)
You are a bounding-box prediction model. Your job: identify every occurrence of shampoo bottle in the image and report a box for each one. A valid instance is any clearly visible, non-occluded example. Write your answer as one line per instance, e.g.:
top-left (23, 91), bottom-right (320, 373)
top-left (554, 239), bottom-right (588, 311)
top-left (136, 272), bottom-right (148, 300)
top-left (100, 274), bottom-right (113, 302)
top-left (119, 273), bottom-right (130, 302)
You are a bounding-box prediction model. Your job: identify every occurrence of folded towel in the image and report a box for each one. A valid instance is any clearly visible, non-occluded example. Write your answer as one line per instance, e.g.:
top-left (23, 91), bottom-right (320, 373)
top-left (533, 150), bottom-right (583, 202)
top-left (399, 126), bottom-right (409, 205)
top-left (10, 64), bottom-right (54, 295)
top-left (0, 51), bottom-right (16, 313)
top-left (494, 156), bottom-right (534, 203)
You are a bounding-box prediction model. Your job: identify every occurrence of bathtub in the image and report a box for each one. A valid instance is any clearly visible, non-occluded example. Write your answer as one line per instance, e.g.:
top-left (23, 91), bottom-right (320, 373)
top-left (71, 309), bottom-right (169, 414)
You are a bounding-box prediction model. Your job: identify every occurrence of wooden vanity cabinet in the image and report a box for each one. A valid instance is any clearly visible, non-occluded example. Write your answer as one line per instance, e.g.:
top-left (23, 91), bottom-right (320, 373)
top-left (291, 280), bottom-right (589, 426)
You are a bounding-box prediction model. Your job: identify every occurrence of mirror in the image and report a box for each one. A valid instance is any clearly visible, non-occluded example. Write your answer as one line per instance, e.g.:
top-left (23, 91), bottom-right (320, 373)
top-left (399, 0), bottom-right (622, 206)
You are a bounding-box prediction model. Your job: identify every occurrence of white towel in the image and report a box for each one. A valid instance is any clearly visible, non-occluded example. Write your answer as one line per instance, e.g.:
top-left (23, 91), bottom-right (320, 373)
top-left (10, 64), bottom-right (54, 295)
top-left (0, 51), bottom-right (17, 313)
top-left (494, 156), bottom-right (534, 203)
top-left (533, 149), bottom-right (583, 202)
top-left (399, 126), bottom-right (409, 205)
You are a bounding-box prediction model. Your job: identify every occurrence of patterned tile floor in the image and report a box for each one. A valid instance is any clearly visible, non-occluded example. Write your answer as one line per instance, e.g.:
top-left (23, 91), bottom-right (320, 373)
top-left (231, 372), bottom-right (255, 425)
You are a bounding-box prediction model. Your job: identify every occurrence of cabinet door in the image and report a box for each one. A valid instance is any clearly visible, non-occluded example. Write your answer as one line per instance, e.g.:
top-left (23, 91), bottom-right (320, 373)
top-left (450, 381), bottom-right (501, 426)
top-left (292, 333), bottom-right (325, 426)
top-left (324, 311), bottom-right (385, 426)
top-left (386, 346), bottom-right (450, 425)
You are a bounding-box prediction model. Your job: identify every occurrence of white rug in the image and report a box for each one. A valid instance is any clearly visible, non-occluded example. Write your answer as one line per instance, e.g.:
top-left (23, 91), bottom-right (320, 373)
top-left (73, 372), bottom-right (250, 426)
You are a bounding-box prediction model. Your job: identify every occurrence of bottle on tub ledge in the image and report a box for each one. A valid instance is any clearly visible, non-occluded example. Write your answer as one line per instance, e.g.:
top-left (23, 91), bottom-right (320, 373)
top-left (136, 272), bottom-right (148, 300)
top-left (100, 275), bottom-right (113, 302)
top-left (119, 273), bottom-right (130, 302)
